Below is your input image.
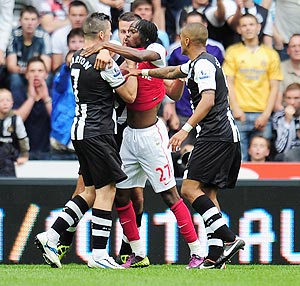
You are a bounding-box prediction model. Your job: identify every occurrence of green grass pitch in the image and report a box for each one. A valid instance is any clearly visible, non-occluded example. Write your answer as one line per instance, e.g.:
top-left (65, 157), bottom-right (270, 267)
top-left (1, 264), bottom-right (300, 286)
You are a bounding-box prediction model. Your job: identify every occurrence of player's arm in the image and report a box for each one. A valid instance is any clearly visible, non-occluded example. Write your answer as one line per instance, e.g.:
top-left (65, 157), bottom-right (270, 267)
top-left (115, 74), bottom-right (137, 104)
top-left (81, 42), bottom-right (160, 62)
top-left (164, 79), bottom-right (185, 101)
top-left (128, 65), bottom-right (185, 80)
top-left (168, 90), bottom-right (215, 152)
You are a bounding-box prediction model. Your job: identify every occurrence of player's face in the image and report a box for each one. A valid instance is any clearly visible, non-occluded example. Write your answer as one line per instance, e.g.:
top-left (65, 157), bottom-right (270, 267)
top-left (118, 20), bottom-right (135, 46)
top-left (180, 32), bottom-right (188, 55)
top-left (125, 23), bottom-right (142, 48)
top-left (103, 21), bottom-right (112, 42)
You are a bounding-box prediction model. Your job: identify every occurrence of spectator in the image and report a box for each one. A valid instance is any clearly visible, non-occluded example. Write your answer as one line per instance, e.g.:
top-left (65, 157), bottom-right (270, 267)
top-left (131, 0), bottom-right (170, 50)
top-left (179, 0), bottom-right (239, 49)
top-left (248, 135), bottom-right (270, 162)
top-left (6, 5), bottom-right (52, 105)
top-left (0, 88), bottom-right (29, 176)
top-left (0, 0), bottom-right (14, 88)
top-left (83, 0), bottom-right (126, 32)
top-left (223, 13), bottom-right (282, 161)
top-left (159, 0), bottom-right (190, 45)
top-left (38, 0), bottom-right (72, 34)
top-left (273, 0), bottom-right (300, 61)
top-left (13, 1), bottom-right (41, 27)
top-left (50, 28), bottom-right (85, 159)
top-left (230, 0), bottom-right (274, 48)
top-left (275, 34), bottom-right (300, 111)
top-left (273, 83), bottom-right (300, 162)
top-left (51, 0), bottom-right (88, 71)
top-left (14, 56), bottom-right (51, 160)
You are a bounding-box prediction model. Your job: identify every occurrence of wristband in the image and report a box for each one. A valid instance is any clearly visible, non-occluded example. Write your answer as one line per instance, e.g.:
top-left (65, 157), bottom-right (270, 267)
top-left (141, 69), bottom-right (149, 76)
top-left (182, 123), bottom-right (193, 133)
top-left (44, 98), bottom-right (52, 104)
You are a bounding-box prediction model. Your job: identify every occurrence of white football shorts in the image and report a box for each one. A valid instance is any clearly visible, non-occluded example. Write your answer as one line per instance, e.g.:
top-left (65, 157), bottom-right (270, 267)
top-left (116, 118), bottom-right (176, 193)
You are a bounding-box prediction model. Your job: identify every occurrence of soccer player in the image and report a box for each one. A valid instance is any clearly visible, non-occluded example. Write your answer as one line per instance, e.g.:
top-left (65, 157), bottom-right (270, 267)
top-left (81, 19), bottom-right (206, 269)
top-left (34, 12), bottom-right (137, 269)
top-left (124, 22), bottom-right (246, 269)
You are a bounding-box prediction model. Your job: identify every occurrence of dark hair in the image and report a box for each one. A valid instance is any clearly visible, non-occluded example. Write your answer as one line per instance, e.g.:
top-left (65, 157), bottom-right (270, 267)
top-left (131, 0), bottom-right (153, 12)
top-left (118, 11), bottom-right (141, 23)
top-left (134, 19), bottom-right (158, 47)
top-left (186, 11), bottom-right (207, 24)
top-left (20, 5), bottom-right (39, 18)
top-left (27, 56), bottom-right (47, 71)
top-left (67, 28), bottom-right (84, 45)
top-left (69, 0), bottom-right (88, 13)
top-left (82, 12), bottom-right (111, 37)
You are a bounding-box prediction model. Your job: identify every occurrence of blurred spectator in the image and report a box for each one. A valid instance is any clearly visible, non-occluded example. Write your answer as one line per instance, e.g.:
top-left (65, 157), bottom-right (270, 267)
top-left (6, 5), bottom-right (52, 105)
top-left (14, 57), bottom-right (51, 160)
top-left (273, 83), bottom-right (300, 162)
top-left (275, 34), bottom-right (300, 111)
top-left (13, 0), bottom-right (41, 27)
top-left (0, 0), bottom-right (14, 88)
top-left (50, 28), bottom-right (84, 160)
top-left (159, 0), bottom-right (190, 45)
top-left (230, 0), bottom-right (273, 48)
top-left (83, 0), bottom-right (126, 32)
top-left (165, 10), bottom-right (225, 151)
top-left (51, 0), bottom-right (88, 71)
top-left (179, 0), bottom-right (239, 49)
top-left (273, 0), bottom-right (300, 61)
top-left (248, 135), bottom-right (270, 162)
top-left (0, 88), bottom-right (29, 176)
top-left (223, 14), bottom-right (282, 161)
top-left (131, 0), bottom-right (170, 50)
top-left (38, 0), bottom-right (72, 34)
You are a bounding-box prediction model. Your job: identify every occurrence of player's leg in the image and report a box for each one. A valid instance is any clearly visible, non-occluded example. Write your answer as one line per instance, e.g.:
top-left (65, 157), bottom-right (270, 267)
top-left (35, 187), bottom-right (94, 268)
top-left (181, 179), bottom-right (244, 269)
top-left (115, 187), bottom-right (149, 268)
top-left (87, 183), bottom-right (124, 269)
top-left (160, 187), bottom-right (205, 269)
top-left (57, 175), bottom-right (85, 260)
top-left (116, 186), bottom-right (144, 264)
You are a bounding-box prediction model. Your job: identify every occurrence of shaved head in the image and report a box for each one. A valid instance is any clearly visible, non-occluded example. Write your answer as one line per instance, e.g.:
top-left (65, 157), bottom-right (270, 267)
top-left (181, 23), bottom-right (208, 46)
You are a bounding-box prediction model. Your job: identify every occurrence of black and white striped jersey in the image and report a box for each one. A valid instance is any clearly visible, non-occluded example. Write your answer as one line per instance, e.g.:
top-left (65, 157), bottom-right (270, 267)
top-left (181, 52), bottom-right (240, 143)
top-left (70, 50), bottom-right (126, 140)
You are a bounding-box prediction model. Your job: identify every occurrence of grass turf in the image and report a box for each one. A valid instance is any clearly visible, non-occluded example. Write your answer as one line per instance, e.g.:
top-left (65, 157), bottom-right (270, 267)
top-left (1, 264), bottom-right (300, 286)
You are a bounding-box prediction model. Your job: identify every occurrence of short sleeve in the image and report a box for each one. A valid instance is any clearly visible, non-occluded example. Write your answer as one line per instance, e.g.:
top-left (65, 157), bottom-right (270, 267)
top-left (100, 60), bottom-right (126, 88)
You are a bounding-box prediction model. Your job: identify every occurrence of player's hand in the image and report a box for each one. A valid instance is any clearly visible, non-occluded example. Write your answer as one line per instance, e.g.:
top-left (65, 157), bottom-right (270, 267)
top-left (94, 49), bottom-right (113, 70)
top-left (124, 68), bottom-right (141, 79)
top-left (168, 129), bottom-right (188, 152)
top-left (80, 43), bottom-right (103, 57)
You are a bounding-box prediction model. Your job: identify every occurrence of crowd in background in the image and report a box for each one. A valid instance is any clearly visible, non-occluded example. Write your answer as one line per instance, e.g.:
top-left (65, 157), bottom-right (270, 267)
top-left (0, 0), bottom-right (300, 177)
